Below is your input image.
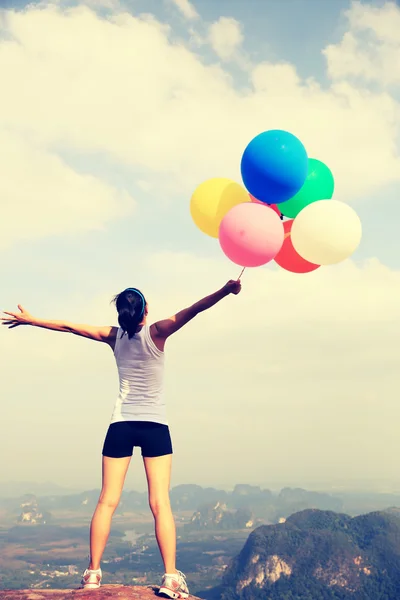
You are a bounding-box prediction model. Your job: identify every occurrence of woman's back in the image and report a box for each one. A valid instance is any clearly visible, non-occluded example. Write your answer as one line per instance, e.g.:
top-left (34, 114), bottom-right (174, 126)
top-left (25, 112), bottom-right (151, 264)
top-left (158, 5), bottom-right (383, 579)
top-left (110, 325), bottom-right (167, 425)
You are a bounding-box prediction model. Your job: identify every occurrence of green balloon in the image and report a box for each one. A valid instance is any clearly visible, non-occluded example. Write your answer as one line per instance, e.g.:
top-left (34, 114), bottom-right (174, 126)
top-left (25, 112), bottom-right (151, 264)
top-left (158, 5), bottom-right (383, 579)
top-left (280, 158), bottom-right (334, 218)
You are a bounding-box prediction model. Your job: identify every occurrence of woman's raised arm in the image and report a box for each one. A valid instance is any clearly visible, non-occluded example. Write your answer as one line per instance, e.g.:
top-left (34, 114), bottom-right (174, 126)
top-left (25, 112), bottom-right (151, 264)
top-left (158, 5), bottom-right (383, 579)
top-left (1, 305), bottom-right (118, 345)
top-left (150, 279), bottom-right (241, 343)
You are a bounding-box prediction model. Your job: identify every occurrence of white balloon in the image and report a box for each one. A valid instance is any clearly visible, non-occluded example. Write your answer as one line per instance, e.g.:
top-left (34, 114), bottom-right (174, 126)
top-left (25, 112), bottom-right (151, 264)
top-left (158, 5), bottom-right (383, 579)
top-left (291, 200), bottom-right (362, 265)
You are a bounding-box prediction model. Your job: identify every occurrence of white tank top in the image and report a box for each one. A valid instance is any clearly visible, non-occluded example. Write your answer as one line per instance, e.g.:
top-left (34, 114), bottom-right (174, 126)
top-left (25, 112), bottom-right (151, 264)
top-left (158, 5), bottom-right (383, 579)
top-left (110, 325), bottom-right (167, 425)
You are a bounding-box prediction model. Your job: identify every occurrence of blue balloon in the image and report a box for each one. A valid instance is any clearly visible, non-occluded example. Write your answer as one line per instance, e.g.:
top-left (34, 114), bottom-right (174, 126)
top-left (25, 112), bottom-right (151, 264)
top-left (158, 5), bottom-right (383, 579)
top-left (241, 130), bottom-right (308, 204)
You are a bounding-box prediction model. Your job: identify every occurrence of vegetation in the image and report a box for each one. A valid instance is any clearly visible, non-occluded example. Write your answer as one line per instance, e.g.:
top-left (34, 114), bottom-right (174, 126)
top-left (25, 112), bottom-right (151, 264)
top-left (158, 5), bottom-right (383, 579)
top-left (217, 509), bottom-right (400, 600)
top-left (2, 486), bottom-right (400, 596)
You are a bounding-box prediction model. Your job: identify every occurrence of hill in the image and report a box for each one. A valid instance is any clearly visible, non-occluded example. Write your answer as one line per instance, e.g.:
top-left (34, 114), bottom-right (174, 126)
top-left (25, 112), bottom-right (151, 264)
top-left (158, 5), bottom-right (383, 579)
top-left (213, 509), bottom-right (400, 600)
top-left (185, 502), bottom-right (255, 531)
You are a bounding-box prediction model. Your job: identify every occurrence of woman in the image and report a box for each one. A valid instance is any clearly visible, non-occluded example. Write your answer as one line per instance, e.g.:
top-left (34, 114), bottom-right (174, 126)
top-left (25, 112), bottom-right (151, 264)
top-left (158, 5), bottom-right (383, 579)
top-left (1, 279), bottom-right (242, 597)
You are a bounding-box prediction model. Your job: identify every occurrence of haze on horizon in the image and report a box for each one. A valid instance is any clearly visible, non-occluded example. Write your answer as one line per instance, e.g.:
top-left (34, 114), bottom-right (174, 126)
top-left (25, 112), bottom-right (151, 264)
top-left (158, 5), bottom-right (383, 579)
top-left (1, 0), bottom-right (400, 494)
top-left (2, 475), bottom-right (400, 497)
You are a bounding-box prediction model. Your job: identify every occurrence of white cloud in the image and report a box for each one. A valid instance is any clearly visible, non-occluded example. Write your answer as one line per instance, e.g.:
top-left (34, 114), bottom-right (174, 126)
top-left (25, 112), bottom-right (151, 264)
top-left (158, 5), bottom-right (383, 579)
top-left (0, 129), bottom-right (135, 248)
top-left (136, 179), bottom-right (153, 192)
top-left (0, 0), bottom-right (399, 494)
top-left (208, 16), bottom-right (244, 61)
top-left (0, 1), bottom-right (399, 248)
top-left (1, 253), bottom-right (400, 488)
top-left (79, 0), bottom-right (121, 8)
top-left (169, 0), bottom-right (199, 21)
top-left (347, 0), bottom-right (400, 46)
top-left (38, 0), bottom-right (122, 8)
top-left (324, 1), bottom-right (400, 86)
top-left (251, 62), bottom-right (300, 92)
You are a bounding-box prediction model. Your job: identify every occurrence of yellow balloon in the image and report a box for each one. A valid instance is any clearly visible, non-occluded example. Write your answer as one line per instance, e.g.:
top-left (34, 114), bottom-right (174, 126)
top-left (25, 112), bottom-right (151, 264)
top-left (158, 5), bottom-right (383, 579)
top-left (190, 178), bottom-right (251, 238)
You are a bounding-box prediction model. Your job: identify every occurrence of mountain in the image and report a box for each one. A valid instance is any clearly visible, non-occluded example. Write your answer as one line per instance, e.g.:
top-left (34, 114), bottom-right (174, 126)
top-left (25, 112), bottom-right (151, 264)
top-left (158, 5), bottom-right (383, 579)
top-left (230, 485), bottom-right (274, 516)
top-left (0, 482), bottom-right (81, 498)
top-left (185, 502), bottom-right (255, 531)
top-left (0, 484), bottom-right (343, 519)
top-left (276, 487), bottom-right (343, 517)
top-left (215, 509), bottom-right (400, 600)
top-left (4, 483), bottom-right (400, 520)
top-left (170, 485), bottom-right (229, 511)
top-left (16, 494), bottom-right (51, 525)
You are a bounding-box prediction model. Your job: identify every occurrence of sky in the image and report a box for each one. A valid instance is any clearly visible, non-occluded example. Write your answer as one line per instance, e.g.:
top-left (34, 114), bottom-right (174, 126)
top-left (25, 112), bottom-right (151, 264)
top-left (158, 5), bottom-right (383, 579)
top-left (1, 0), bottom-right (400, 494)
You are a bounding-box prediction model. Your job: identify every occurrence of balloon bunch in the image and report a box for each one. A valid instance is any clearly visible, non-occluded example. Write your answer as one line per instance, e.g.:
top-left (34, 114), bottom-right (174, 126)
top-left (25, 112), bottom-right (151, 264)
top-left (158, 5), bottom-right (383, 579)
top-left (190, 130), bottom-right (362, 275)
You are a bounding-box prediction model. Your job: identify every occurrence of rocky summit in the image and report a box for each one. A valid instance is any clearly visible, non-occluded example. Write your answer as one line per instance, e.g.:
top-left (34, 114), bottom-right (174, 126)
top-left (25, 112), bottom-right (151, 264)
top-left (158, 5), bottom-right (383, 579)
top-left (218, 509), bottom-right (400, 599)
top-left (0, 585), bottom-right (203, 600)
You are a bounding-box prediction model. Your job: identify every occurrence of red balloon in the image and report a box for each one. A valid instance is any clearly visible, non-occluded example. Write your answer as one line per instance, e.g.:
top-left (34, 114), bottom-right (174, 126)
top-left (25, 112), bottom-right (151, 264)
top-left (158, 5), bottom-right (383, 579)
top-left (274, 220), bottom-right (320, 274)
top-left (249, 194), bottom-right (281, 217)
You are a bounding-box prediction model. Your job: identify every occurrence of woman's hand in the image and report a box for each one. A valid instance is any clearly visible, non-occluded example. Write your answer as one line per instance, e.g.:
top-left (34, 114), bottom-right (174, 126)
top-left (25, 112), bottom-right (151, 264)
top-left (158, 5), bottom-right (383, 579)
top-left (1, 305), bottom-right (36, 329)
top-left (223, 280), bottom-right (242, 295)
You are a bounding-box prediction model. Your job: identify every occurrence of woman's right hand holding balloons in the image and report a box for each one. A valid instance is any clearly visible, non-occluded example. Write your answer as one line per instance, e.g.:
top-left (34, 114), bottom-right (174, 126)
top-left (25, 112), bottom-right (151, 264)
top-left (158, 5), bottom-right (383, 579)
top-left (224, 280), bottom-right (242, 295)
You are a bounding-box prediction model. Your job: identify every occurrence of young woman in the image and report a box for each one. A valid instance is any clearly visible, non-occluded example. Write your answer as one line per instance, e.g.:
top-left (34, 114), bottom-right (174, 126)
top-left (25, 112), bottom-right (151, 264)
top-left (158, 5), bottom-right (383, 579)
top-left (1, 279), bottom-right (242, 597)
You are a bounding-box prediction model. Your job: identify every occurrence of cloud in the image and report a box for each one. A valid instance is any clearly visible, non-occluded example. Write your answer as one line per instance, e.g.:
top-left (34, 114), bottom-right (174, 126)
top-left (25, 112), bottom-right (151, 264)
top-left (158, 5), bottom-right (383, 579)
top-left (86, 0), bottom-right (121, 8)
top-left (0, 0), bottom-right (399, 493)
top-left (324, 1), bottom-right (400, 86)
top-left (0, 129), bottom-right (135, 248)
top-left (38, 0), bottom-right (122, 8)
top-left (0, 0), bottom-right (398, 252)
top-left (1, 253), bottom-right (400, 488)
top-left (208, 16), bottom-right (244, 61)
top-left (169, 0), bottom-right (199, 21)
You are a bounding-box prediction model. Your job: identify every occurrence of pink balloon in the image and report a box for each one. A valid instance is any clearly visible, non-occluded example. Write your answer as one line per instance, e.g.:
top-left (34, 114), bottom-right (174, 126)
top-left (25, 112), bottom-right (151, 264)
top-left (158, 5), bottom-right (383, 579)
top-left (219, 203), bottom-right (284, 267)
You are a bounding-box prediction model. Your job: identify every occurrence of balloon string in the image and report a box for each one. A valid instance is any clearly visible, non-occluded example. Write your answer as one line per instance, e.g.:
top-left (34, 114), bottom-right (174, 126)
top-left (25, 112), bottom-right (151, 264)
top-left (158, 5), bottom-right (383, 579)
top-left (238, 267), bottom-right (246, 280)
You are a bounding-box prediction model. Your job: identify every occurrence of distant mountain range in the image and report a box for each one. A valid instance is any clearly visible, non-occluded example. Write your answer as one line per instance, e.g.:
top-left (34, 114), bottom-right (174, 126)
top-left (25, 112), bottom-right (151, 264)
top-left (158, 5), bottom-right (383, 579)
top-left (205, 509), bottom-right (400, 600)
top-left (185, 502), bottom-right (255, 532)
top-left (1, 484), bottom-right (400, 534)
top-left (0, 484), bottom-right (346, 525)
top-left (0, 481), bottom-right (80, 498)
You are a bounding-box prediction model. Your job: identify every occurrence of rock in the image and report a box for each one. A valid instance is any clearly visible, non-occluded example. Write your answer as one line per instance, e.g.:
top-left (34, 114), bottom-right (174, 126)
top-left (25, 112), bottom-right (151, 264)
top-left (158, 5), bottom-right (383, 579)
top-left (0, 585), bottom-right (203, 600)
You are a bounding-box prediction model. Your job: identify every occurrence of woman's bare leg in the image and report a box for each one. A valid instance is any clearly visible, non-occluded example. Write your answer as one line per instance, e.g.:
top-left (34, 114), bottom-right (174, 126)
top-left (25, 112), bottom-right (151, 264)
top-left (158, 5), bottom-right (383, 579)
top-left (143, 454), bottom-right (177, 574)
top-left (88, 455), bottom-right (132, 570)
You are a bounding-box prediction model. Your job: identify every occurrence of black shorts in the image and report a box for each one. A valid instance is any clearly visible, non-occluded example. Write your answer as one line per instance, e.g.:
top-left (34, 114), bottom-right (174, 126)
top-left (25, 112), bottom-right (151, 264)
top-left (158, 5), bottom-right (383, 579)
top-left (102, 421), bottom-right (173, 458)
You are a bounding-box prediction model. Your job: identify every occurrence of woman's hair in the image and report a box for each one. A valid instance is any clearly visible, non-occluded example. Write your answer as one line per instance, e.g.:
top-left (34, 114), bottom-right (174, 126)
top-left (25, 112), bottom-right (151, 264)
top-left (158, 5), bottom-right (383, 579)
top-left (112, 288), bottom-right (147, 339)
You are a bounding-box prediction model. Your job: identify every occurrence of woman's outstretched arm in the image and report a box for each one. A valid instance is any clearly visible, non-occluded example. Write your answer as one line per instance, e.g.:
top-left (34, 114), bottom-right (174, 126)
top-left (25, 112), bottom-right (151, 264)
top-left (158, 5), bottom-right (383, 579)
top-left (151, 279), bottom-right (241, 342)
top-left (1, 305), bottom-right (117, 344)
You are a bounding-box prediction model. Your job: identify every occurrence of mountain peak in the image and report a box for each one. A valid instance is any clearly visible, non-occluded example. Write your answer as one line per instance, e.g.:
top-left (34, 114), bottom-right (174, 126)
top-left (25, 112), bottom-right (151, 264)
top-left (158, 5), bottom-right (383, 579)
top-left (221, 509), bottom-right (400, 598)
top-left (1, 585), bottom-right (203, 600)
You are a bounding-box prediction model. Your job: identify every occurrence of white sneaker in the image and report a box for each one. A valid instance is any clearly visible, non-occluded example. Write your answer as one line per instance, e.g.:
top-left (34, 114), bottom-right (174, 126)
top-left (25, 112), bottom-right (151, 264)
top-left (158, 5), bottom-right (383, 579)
top-left (81, 567), bottom-right (102, 589)
top-left (159, 570), bottom-right (189, 598)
